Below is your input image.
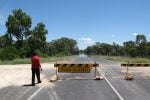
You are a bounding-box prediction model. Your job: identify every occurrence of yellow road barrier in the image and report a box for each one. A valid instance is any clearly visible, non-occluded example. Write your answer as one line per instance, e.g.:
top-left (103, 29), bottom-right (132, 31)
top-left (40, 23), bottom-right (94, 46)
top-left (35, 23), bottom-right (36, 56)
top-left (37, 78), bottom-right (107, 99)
top-left (121, 63), bottom-right (150, 67)
top-left (54, 64), bottom-right (99, 73)
top-left (120, 62), bottom-right (150, 80)
top-left (50, 63), bottom-right (103, 82)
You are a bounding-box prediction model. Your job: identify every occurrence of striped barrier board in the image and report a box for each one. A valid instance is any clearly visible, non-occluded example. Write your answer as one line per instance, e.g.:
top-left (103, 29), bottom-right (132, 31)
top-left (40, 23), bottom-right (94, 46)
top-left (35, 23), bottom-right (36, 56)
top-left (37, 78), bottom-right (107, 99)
top-left (121, 64), bottom-right (150, 67)
top-left (54, 64), bottom-right (99, 73)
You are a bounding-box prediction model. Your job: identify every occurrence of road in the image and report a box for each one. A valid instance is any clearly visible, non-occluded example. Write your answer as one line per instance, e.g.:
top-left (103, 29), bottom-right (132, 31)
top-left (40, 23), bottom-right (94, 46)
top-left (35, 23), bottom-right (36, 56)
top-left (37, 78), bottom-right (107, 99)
top-left (1, 56), bottom-right (150, 100)
top-left (91, 56), bottom-right (150, 100)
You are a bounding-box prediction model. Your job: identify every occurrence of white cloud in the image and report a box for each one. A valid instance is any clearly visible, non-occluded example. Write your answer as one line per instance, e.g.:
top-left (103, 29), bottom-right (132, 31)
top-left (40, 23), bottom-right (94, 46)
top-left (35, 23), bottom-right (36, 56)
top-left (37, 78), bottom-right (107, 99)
top-left (148, 34), bottom-right (150, 38)
top-left (133, 33), bottom-right (138, 36)
top-left (78, 37), bottom-right (95, 49)
top-left (79, 37), bottom-right (94, 44)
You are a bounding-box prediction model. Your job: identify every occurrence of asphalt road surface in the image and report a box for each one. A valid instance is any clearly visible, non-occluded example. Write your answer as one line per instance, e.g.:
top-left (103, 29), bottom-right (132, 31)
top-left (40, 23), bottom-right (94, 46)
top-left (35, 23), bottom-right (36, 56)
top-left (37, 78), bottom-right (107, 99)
top-left (1, 55), bottom-right (150, 100)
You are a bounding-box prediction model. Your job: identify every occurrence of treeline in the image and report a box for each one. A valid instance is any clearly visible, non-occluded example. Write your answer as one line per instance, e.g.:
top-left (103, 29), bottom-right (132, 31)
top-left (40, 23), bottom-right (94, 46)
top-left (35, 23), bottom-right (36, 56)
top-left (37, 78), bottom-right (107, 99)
top-left (84, 34), bottom-right (150, 58)
top-left (0, 9), bottom-right (79, 60)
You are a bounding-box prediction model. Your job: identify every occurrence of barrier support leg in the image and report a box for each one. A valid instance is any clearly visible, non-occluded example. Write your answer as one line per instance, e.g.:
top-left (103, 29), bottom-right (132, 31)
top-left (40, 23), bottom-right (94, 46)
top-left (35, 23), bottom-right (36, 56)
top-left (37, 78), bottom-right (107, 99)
top-left (94, 62), bottom-right (104, 80)
top-left (50, 66), bottom-right (60, 82)
top-left (125, 63), bottom-right (129, 78)
top-left (125, 61), bottom-right (134, 80)
top-left (56, 66), bottom-right (59, 79)
top-left (94, 65), bottom-right (97, 78)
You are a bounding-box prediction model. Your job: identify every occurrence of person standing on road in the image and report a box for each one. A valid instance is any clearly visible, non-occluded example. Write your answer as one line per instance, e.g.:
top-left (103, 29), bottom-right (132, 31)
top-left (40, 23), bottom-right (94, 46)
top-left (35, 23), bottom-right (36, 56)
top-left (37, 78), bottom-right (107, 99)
top-left (31, 52), bottom-right (42, 86)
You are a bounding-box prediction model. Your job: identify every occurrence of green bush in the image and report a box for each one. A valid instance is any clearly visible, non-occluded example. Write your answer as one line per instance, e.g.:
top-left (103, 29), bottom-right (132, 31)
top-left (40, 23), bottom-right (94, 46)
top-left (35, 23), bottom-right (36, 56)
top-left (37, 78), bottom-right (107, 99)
top-left (55, 51), bottom-right (70, 57)
top-left (34, 49), bottom-right (48, 57)
top-left (19, 46), bottom-right (32, 58)
top-left (0, 46), bottom-right (18, 61)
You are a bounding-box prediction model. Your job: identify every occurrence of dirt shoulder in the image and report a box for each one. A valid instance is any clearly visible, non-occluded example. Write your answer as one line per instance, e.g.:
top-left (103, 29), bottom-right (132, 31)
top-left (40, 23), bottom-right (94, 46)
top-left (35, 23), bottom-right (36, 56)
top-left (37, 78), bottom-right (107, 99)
top-left (0, 63), bottom-right (55, 88)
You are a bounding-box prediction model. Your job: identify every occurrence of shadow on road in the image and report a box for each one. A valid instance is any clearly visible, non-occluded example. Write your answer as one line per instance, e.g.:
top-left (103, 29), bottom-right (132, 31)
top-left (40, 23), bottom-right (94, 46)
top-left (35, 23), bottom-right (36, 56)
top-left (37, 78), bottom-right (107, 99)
top-left (22, 82), bottom-right (41, 87)
top-left (22, 84), bottom-right (33, 86)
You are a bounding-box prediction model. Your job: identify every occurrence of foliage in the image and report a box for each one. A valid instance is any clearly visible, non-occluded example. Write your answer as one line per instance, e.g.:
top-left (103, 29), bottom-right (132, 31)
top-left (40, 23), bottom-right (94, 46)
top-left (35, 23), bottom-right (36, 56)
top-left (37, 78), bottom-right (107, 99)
top-left (123, 41), bottom-right (136, 57)
top-left (28, 22), bottom-right (48, 52)
top-left (0, 46), bottom-right (18, 61)
top-left (0, 8), bottom-right (79, 61)
top-left (0, 56), bottom-right (78, 65)
top-left (102, 56), bottom-right (150, 63)
top-left (85, 34), bottom-right (150, 58)
top-left (3, 8), bottom-right (150, 62)
top-left (6, 8), bottom-right (32, 46)
top-left (48, 37), bottom-right (79, 56)
top-left (34, 49), bottom-right (49, 57)
top-left (1, 9), bottom-right (46, 59)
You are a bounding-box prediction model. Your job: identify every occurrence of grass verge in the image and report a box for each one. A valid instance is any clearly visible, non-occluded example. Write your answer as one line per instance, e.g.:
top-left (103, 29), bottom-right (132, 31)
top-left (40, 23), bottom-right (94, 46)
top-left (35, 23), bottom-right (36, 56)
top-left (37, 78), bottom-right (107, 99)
top-left (103, 56), bottom-right (150, 63)
top-left (0, 56), bottom-right (77, 65)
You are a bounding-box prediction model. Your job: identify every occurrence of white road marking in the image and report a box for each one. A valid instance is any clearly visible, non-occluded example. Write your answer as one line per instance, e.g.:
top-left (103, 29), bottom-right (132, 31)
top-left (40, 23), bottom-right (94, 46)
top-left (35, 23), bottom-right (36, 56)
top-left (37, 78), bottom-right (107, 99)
top-left (27, 87), bottom-right (44, 100)
top-left (16, 88), bottom-right (33, 100)
top-left (26, 80), bottom-right (53, 100)
top-left (87, 57), bottom-right (124, 100)
top-left (101, 70), bottom-right (124, 100)
top-left (48, 86), bottom-right (59, 100)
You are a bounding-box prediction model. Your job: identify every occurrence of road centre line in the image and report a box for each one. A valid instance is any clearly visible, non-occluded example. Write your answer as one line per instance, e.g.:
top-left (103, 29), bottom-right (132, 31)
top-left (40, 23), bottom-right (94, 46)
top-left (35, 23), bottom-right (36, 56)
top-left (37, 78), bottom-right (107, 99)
top-left (26, 80), bottom-right (53, 100)
top-left (101, 70), bottom-right (124, 100)
top-left (16, 88), bottom-right (33, 100)
top-left (27, 87), bottom-right (44, 100)
top-left (87, 57), bottom-right (124, 100)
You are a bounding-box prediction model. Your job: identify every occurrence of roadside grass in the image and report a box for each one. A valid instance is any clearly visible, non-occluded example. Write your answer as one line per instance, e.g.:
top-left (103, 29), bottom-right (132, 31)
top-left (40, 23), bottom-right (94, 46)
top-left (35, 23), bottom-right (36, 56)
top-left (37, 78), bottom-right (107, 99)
top-left (103, 56), bottom-right (150, 63)
top-left (0, 56), bottom-right (76, 65)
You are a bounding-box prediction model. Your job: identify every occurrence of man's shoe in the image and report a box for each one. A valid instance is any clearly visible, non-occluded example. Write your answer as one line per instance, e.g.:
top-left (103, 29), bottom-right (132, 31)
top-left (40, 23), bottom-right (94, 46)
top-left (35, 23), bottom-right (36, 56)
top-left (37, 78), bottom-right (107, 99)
top-left (32, 84), bottom-right (35, 86)
top-left (38, 81), bottom-right (42, 83)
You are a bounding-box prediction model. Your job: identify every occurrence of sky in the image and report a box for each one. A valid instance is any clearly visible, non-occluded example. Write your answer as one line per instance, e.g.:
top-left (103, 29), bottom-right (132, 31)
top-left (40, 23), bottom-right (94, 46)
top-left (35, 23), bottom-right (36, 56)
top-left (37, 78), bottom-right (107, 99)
top-left (1, 0), bottom-right (150, 49)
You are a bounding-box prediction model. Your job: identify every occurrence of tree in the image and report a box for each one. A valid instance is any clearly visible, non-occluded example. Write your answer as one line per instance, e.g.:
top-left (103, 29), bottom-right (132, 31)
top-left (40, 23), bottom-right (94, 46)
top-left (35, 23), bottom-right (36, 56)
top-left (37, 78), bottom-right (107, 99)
top-left (85, 46), bottom-right (97, 55)
top-left (145, 42), bottom-right (150, 57)
top-left (112, 43), bottom-right (123, 56)
top-left (135, 34), bottom-right (147, 57)
top-left (136, 34), bottom-right (147, 45)
top-left (48, 37), bottom-right (78, 56)
top-left (95, 42), bottom-right (101, 55)
top-left (0, 34), bottom-right (9, 48)
top-left (99, 43), bottom-right (113, 56)
top-left (84, 43), bottom-right (114, 55)
top-left (123, 41), bottom-right (136, 57)
top-left (28, 22), bottom-right (48, 53)
top-left (6, 8), bottom-right (32, 47)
